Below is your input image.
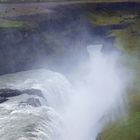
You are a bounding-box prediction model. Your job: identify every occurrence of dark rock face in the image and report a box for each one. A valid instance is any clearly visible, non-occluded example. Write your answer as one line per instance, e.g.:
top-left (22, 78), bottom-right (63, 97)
top-left (96, 133), bottom-right (102, 140)
top-left (0, 89), bottom-right (22, 97)
top-left (0, 97), bottom-right (8, 103)
top-left (0, 2), bottom-right (139, 75)
top-left (23, 89), bottom-right (44, 98)
top-left (0, 88), bottom-right (44, 106)
top-left (0, 88), bottom-right (44, 98)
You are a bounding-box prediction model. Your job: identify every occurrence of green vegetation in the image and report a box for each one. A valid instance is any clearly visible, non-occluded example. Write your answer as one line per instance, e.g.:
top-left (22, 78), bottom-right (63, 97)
top-left (88, 14), bottom-right (136, 26)
top-left (100, 87), bottom-right (140, 140)
top-left (110, 19), bottom-right (140, 54)
top-left (101, 112), bottom-right (140, 140)
top-left (0, 19), bottom-right (35, 28)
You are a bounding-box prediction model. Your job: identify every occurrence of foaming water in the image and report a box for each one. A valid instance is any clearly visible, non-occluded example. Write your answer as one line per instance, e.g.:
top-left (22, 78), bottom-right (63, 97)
top-left (0, 69), bottom-right (72, 140)
top-left (0, 45), bottom-right (127, 140)
top-left (60, 44), bottom-right (126, 140)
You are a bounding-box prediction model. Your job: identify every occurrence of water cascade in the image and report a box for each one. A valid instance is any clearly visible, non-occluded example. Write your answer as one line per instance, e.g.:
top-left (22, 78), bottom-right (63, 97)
top-left (0, 45), bottom-right (127, 140)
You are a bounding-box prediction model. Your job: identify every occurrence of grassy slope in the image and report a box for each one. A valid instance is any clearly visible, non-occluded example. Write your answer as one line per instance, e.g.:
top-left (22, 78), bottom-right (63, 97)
top-left (88, 14), bottom-right (136, 26)
top-left (0, 19), bottom-right (36, 28)
top-left (0, 2), bottom-right (49, 28)
top-left (101, 112), bottom-right (140, 140)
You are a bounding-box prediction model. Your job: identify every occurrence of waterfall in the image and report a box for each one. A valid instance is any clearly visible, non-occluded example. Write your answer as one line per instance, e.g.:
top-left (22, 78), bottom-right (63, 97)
top-left (0, 69), bottom-right (72, 140)
top-left (59, 44), bottom-right (126, 140)
top-left (0, 45), bottom-right (127, 140)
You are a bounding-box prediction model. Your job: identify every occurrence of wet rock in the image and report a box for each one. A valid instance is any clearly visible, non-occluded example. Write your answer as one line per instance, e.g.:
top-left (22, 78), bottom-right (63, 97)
top-left (0, 88), bottom-right (44, 104)
top-left (20, 98), bottom-right (42, 107)
top-left (96, 133), bottom-right (102, 140)
top-left (23, 89), bottom-right (44, 98)
top-left (27, 98), bottom-right (41, 107)
top-left (0, 89), bottom-right (22, 97)
top-left (0, 97), bottom-right (8, 103)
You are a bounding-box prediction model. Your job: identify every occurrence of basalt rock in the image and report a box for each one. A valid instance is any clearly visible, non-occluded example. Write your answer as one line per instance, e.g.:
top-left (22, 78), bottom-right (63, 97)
top-left (23, 89), bottom-right (44, 98)
top-left (0, 89), bottom-right (21, 97)
top-left (0, 97), bottom-right (8, 103)
top-left (0, 88), bottom-right (44, 105)
top-left (96, 133), bottom-right (102, 140)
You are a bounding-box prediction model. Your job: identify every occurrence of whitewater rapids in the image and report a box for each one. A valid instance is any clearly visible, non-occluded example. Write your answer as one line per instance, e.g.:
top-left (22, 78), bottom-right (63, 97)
top-left (0, 69), bottom-right (72, 140)
top-left (0, 45), bottom-right (127, 140)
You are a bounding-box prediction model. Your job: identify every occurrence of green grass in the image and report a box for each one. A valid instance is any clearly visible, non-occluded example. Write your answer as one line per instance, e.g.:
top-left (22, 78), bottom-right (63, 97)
top-left (101, 112), bottom-right (140, 140)
top-left (88, 14), bottom-right (136, 26)
top-left (110, 19), bottom-right (140, 54)
top-left (101, 89), bottom-right (140, 140)
top-left (0, 19), bottom-right (34, 28)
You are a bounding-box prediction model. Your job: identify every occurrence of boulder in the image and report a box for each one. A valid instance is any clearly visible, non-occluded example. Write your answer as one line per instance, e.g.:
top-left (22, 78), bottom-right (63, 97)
top-left (0, 88), bottom-right (44, 105)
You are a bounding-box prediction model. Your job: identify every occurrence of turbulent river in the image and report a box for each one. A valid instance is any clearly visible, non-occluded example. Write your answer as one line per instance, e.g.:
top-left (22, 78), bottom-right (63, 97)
top-left (0, 45), bottom-right (127, 140)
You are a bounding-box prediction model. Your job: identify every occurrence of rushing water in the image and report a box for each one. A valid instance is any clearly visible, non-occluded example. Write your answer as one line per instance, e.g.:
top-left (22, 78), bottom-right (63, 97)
top-left (0, 45), bottom-right (127, 140)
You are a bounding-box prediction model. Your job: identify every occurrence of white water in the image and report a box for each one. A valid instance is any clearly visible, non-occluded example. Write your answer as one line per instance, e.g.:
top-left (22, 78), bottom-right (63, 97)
top-left (0, 45), bottom-right (127, 140)
top-left (0, 69), bottom-right (71, 140)
top-left (60, 45), bottom-right (126, 140)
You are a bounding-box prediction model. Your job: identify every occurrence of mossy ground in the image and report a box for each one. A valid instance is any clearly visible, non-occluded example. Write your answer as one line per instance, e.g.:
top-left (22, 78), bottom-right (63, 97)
top-left (0, 19), bottom-right (35, 28)
top-left (88, 14), bottom-right (136, 26)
